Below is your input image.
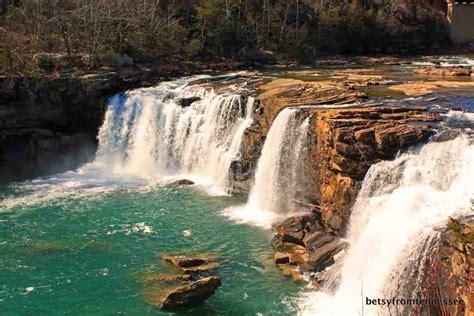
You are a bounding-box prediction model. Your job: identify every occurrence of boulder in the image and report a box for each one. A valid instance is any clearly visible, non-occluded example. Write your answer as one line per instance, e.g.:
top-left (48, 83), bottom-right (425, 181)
top-left (143, 276), bottom-right (222, 309)
top-left (304, 238), bottom-right (348, 273)
top-left (169, 179), bottom-right (195, 187)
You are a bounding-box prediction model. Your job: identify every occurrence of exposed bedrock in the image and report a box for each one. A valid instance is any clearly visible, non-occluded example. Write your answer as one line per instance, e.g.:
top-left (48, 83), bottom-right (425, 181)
top-left (0, 68), bottom-right (155, 180)
top-left (231, 78), bottom-right (439, 232)
top-left (229, 78), bottom-right (440, 285)
top-left (397, 216), bottom-right (473, 316)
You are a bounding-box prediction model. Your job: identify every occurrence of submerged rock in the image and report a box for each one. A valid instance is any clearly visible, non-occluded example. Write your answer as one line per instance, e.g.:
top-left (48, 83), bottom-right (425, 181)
top-left (169, 179), bottom-right (195, 187)
top-left (161, 255), bottom-right (220, 274)
top-left (142, 273), bottom-right (192, 285)
top-left (143, 276), bottom-right (222, 309)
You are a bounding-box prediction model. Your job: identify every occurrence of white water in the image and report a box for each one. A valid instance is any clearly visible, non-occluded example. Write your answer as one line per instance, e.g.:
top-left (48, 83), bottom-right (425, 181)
top-left (224, 108), bottom-right (311, 228)
top-left (300, 135), bottom-right (474, 315)
top-left (93, 76), bottom-right (255, 194)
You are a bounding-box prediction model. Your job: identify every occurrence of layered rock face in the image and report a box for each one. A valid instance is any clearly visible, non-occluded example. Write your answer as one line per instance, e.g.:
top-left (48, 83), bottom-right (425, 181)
top-left (431, 217), bottom-right (473, 316)
top-left (234, 78), bottom-right (440, 288)
top-left (232, 78), bottom-right (439, 233)
top-left (304, 106), bottom-right (438, 232)
top-left (229, 78), bottom-right (368, 195)
top-left (0, 69), bottom-right (154, 180)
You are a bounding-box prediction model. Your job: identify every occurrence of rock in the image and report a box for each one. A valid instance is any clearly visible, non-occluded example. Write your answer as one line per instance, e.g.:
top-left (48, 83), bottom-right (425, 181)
top-left (141, 273), bottom-right (192, 285)
top-left (80, 72), bottom-right (119, 93)
top-left (303, 231), bottom-right (335, 250)
top-left (177, 96), bottom-right (201, 108)
top-left (274, 252), bottom-right (290, 265)
top-left (389, 80), bottom-right (474, 96)
top-left (304, 238), bottom-right (348, 273)
top-left (143, 276), bottom-right (222, 309)
top-left (277, 264), bottom-right (306, 282)
top-left (161, 255), bottom-right (220, 274)
top-left (413, 66), bottom-right (471, 76)
top-left (169, 179), bottom-right (195, 187)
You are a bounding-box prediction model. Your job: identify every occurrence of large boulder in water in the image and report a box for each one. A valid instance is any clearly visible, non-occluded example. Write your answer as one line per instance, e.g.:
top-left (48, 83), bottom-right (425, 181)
top-left (143, 275), bottom-right (222, 309)
top-left (168, 179), bottom-right (195, 188)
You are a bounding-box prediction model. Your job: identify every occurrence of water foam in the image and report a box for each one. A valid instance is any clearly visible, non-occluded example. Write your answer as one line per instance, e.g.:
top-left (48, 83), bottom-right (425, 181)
top-left (93, 76), bottom-right (255, 195)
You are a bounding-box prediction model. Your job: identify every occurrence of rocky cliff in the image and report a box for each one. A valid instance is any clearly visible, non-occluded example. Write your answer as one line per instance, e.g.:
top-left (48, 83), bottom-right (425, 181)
top-left (0, 68), bottom-right (154, 181)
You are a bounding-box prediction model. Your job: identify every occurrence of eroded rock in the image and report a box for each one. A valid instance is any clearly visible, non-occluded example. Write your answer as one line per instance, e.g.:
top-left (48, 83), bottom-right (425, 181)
top-left (162, 255), bottom-right (220, 274)
top-left (271, 211), bottom-right (346, 283)
top-left (168, 179), bottom-right (195, 187)
top-left (413, 66), bottom-right (471, 76)
top-left (143, 276), bottom-right (222, 309)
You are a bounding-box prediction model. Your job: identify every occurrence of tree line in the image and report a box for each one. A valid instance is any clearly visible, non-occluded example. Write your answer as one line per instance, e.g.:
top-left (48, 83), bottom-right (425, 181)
top-left (0, 0), bottom-right (450, 74)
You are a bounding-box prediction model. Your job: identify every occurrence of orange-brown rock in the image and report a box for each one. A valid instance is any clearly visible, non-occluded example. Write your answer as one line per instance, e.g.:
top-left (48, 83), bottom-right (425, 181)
top-left (161, 254), bottom-right (220, 274)
top-left (389, 80), bottom-right (474, 96)
top-left (303, 106), bottom-right (438, 231)
top-left (413, 66), bottom-right (471, 76)
top-left (229, 78), bottom-right (367, 195)
top-left (255, 78), bottom-right (367, 132)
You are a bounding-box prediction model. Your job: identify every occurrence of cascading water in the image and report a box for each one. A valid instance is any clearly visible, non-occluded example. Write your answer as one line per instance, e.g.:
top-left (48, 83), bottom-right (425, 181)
top-left (224, 108), bottom-right (311, 228)
top-left (92, 77), bottom-right (255, 194)
top-left (300, 135), bottom-right (474, 315)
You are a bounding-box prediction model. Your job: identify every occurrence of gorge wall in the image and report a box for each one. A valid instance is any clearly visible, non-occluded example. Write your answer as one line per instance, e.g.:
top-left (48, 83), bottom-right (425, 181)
top-left (0, 69), bottom-right (155, 181)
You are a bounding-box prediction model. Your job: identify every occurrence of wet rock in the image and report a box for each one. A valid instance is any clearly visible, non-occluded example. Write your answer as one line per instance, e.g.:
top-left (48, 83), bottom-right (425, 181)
top-left (304, 238), bottom-right (347, 273)
top-left (142, 273), bottom-right (193, 285)
top-left (169, 179), bottom-right (195, 187)
top-left (177, 97), bottom-right (201, 108)
top-left (161, 255), bottom-right (220, 274)
top-left (277, 264), bottom-right (305, 283)
top-left (143, 276), bottom-right (222, 309)
top-left (274, 252), bottom-right (290, 264)
top-left (413, 66), bottom-right (471, 76)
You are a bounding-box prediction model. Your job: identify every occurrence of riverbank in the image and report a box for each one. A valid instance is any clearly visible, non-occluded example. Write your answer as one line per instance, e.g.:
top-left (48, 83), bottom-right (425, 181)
top-left (0, 55), bottom-right (473, 315)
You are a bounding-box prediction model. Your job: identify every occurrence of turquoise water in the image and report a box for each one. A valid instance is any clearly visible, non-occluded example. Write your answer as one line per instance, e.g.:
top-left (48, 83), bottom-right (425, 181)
top-left (0, 174), bottom-right (300, 315)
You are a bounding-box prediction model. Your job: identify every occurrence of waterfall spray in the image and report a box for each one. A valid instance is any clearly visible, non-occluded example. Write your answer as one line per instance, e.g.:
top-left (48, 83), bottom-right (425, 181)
top-left (93, 77), bottom-right (254, 194)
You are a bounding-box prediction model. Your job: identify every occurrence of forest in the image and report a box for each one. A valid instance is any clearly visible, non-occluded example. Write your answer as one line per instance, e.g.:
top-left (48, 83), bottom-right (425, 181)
top-left (0, 0), bottom-right (450, 74)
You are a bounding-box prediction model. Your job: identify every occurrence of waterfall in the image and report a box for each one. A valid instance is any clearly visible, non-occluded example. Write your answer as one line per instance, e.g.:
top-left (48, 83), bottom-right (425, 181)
top-left (92, 77), bottom-right (255, 194)
top-left (224, 108), bottom-right (311, 228)
top-left (300, 135), bottom-right (474, 315)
